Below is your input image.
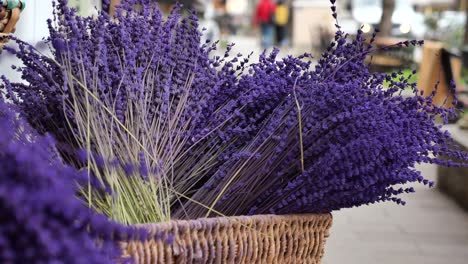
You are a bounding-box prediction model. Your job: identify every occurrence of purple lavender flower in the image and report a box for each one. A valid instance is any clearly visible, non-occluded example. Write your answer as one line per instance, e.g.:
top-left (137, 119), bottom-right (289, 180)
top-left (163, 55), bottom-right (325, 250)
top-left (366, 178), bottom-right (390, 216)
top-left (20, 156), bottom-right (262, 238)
top-left (0, 101), bottom-right (135, 263)
top-left (1, 0), bottom-right (467, 223)
top-left (175, 19), bottom-right (468, 217)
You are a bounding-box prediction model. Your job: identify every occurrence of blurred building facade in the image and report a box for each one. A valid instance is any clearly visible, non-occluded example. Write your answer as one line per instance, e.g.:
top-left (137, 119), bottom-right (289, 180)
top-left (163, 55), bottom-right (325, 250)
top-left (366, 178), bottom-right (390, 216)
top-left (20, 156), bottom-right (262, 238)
top-left (291, 0), bottom-right (344, 50)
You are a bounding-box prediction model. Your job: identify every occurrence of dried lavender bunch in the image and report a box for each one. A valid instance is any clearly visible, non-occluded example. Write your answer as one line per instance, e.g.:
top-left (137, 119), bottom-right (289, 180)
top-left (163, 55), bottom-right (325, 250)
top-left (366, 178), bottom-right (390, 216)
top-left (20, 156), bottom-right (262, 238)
top-left (0, 101), bottom-right (135, 263)
top-left (2, 0), bottom-right (241, 224)
top-left (1, 0), bottom-right (467, 224)
top-left (3, 0), bottom-right (299, 223)
top-left (174, 4), bottom-right (468, 217)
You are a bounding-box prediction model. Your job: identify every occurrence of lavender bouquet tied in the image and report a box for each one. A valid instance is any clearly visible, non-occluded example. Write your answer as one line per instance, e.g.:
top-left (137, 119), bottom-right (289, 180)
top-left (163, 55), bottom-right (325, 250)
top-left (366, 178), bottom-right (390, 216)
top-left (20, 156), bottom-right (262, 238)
top-left (1, 0), bottom-right (467, 227)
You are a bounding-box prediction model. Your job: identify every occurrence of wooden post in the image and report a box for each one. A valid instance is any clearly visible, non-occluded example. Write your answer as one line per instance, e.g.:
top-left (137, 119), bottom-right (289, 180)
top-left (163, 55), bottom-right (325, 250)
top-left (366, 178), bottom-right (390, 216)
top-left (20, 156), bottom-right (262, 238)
top-left (417, 41), bottom-right (462, 108)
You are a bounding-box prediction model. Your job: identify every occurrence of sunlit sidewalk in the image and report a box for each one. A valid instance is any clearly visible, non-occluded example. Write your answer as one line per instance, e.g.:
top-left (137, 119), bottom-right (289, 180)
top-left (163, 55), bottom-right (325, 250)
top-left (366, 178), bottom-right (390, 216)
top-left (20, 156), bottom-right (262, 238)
top-left (323, 163), bottom-right (468, 264)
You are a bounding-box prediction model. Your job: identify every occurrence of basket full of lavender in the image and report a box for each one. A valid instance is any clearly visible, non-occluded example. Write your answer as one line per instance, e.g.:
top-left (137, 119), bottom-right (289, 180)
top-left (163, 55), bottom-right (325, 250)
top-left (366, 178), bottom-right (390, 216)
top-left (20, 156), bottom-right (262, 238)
top-left (1, 0), bottom-right (467, 263)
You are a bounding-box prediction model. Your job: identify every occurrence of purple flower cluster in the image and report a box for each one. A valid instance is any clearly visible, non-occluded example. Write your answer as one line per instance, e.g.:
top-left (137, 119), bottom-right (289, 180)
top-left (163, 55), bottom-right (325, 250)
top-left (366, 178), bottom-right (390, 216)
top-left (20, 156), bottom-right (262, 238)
top-left (0, 101), bottom-right (135, 263)
top-left (3, 0), bottom-right (214, 162)
top-left (1, 0), bottom-right (275, 211)
top-left (174, 9), bottom-right (468, 216)
top-left (1, 0), bottom-right (467, 224)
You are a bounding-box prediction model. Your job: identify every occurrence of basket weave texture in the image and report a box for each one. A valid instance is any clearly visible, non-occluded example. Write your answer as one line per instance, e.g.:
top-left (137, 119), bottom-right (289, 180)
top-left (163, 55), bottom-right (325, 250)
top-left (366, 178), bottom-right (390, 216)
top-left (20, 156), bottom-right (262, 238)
top-left (122, 213), bottom-right (333, 264)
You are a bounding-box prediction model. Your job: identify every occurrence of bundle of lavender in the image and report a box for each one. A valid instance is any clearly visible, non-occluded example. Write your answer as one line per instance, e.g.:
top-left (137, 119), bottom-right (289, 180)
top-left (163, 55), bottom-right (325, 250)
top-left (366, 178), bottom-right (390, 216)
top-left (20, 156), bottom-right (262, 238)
top-left (1, 0), bottom-right (467, 255)
top-left (0, 100), bottom-right (141, 262)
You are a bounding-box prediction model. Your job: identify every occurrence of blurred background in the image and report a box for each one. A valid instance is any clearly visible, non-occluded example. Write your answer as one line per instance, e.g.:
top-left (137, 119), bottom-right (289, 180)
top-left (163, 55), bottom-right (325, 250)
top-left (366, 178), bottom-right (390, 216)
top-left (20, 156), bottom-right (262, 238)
top-left (2, 1), bottom-right (468, 263)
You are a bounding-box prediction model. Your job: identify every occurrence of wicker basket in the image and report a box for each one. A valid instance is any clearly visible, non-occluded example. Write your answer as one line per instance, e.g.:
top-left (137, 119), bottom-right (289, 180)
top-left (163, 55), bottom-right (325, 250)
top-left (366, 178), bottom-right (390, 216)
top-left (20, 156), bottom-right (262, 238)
top-left (122, 213), bottom-right (332, 264)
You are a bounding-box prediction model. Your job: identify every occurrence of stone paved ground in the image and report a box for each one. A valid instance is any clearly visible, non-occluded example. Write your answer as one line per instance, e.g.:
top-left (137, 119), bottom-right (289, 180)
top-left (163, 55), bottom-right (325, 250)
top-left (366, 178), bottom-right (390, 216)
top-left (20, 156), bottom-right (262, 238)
top-left (323, 163), bottom-right (468, 264)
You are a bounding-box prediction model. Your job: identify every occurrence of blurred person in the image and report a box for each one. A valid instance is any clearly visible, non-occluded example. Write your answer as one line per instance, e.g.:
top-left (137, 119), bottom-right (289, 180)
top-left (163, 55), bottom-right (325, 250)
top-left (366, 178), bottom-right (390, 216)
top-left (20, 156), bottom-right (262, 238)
top-left (217, 9), bottom-right (236, 35)
top-left (0, 0), bottom-right (25, 39)
top-left (255, 0), bottom-right (275, 49)
top-left (274, 0), bottom-right (289, 47)
top-left (0, 0), bottom-right (52, 82)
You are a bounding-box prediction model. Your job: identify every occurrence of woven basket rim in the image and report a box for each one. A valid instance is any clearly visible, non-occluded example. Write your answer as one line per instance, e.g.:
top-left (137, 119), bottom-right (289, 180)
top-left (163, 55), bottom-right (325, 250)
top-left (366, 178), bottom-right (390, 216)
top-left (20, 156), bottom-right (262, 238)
top-left (131, 213), bottom-right (333, 239)
top-left (123, 213), bottom-right (333, 263)
top-left (134, 213), bottom-right (332, 227)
